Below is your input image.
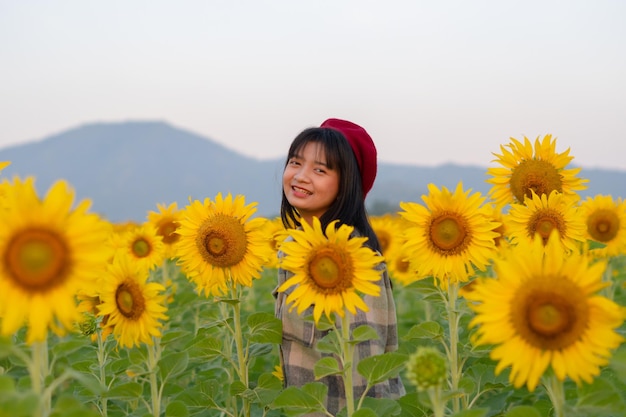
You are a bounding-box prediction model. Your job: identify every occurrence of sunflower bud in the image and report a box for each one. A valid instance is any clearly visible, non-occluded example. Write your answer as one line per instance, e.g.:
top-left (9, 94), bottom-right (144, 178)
top-left (405, 346), bottom-right (448, 391)
top-left (77, 313), bottom-right (98, 336)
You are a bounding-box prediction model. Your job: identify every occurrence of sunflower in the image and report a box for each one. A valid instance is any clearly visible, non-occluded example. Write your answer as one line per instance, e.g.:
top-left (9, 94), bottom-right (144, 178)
top-left (579, 194), bottom-right (626, 258)
top-left (0, 177), bottom-right (110, 343)
top-left (176, 192), bottom-right (273, 296)
top-left (371, 214), bottom-right (404, 255)
top-left (487, 135), bottom-right (588, 208)
top-left (110, 223), bottom-right (166, 271)
top-left (97, 254), bottom-right (168, 348)
top-left (504, 190), bottom-right (586, 253)
top-left (465, 231), bottom-right (626, 391)
top-left (277, 217), bottom-right (383, 324)
top-left (398, 182), bottom-right (500, 288)
top-left (147, 202), bottom-right (182, 259)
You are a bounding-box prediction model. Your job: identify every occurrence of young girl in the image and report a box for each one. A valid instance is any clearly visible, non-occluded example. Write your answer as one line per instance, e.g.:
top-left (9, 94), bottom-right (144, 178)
top-left (274, 118), bottom-right (405, 416)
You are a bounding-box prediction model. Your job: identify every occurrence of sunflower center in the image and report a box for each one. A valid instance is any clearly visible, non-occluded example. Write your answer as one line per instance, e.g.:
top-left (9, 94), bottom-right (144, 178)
top-left (430, 214), bottom-right (467, 252)
top-left (197, 214), bottom-right (247, 268)
top-left (115, 281), bottom-right (146, 320)
top-left (512, 276), bottom-right (588, 350)
top-left (158, 220), bottom-right (180, 245)
top-left (308, 246), bottom-right (351, 290)
top-left (587, 209), bottom-right (619, 243)
top-left (131, 238), bottom-right (152, 258)
top-left (4, 228), bottom-right (69, 291)
top-left (528, 209), bottom-right (564, 244)
top-left (510, 160), bottom-right (563, 204)
top-left (395, 257), bottom-right (410, 274)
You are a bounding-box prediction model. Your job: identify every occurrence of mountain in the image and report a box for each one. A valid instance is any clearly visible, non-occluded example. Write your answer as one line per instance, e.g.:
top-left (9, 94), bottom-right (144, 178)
top-left (0, 121), bottom-right (624, 222)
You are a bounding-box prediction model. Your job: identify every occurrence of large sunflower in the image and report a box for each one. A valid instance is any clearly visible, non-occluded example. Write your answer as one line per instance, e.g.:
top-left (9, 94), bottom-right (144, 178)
top-left (147, 202), bottom-right (182, 259)
top-left (487, 135), bottom-right (588, 207)
top-left (176, 192), bottom-right (273, 296)
top-left (399, 182), bottom-right (500, 288)
top-left (97, 254), bottom-right (168, 348)
top-left (0, 178), bottom-right (110, 343)
top-left (579, 194), bottom-right (626, 258)
top-left (465, 231), bottom-right (625, 391)
top-left (277, 217), bottom-right (383, 324)
top-left (505, 190), bottom-right (586, 253)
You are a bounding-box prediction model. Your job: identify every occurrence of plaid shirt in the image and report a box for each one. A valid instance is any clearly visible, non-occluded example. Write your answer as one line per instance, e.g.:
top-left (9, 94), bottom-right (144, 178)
top-left (273, 240), bottom-right (406, 416)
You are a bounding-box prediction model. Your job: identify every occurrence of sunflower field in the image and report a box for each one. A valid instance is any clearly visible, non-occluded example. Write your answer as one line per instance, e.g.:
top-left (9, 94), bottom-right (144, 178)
top-left (1, 136), bottom-right (626, 417)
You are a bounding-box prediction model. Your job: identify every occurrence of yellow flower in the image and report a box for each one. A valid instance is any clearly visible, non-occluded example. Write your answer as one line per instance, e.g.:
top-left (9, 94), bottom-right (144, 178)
top-left (176, 193), bottom-right (273, 296)
top-left (277, 217), bottom-right (383, 324)
top-left (110, 224), bottom-right (166, 271)
top-left (579, 194), bottom-right (626, 258)
top-left (399, 182), bottom-right (500, 288)
top-left (487, 135), bottom-right (588, 207)
top-left (97, 254), bottom-right (168, 348)
top-left (465, 231), bottom-right (625, 391)
top-left (147, 202), bottom-right (182, 259)
top-left (504, 190), bottom-right (586, 253)
top-left (0, 178), bottom-right (110, 343)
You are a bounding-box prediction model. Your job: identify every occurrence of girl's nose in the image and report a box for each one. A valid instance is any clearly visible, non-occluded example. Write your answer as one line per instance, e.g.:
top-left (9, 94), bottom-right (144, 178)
top-left (294, 171), bottom-right (308, 182)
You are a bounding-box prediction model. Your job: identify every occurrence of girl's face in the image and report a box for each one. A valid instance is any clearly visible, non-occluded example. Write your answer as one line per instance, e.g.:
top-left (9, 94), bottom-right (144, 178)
top-left (283, 141), bottom-right (340, 225)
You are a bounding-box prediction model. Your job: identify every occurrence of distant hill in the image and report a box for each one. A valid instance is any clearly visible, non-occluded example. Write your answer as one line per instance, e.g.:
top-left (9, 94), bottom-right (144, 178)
top-left (0, 121), bottom-right (624, 222)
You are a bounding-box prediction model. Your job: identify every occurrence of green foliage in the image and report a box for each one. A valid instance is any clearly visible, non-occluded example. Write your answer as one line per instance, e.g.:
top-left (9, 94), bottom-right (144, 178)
top-left (2, 254), bottom-right (626, 417)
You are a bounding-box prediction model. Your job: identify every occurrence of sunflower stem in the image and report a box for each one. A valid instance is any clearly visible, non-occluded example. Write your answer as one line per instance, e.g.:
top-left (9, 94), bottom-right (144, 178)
top-left (445, 279), bottom-right (462, 414)
top-left (544, 372), bottom-right (566, 417)
top-left (341, 313), bottom-right (355, 417)
top-left (29, 338), bottom-right (51, 417)
top-left (427, 385), bottom-right (446, 417)
top-left (96, 331), bottom-right (109, 417)
top-left (230, 281), bottom-right (250, 417)
top-left (147, 338), bottom-right (162, 417)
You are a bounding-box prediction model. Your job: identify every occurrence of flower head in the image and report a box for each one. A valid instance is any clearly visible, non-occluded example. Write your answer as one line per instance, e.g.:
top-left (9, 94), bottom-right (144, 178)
top-left (465, 231), bottom-right (626, 391)
top-left (0, 178), bottom-right (110, 343)
top-left (504, 190), bottom-right (586, 253)
top-left (176, 193), bottom-right (273, 296)
top-left (97, 254), bottom-right (168, 348)
top-left (277, 217), bottom-right (383, 324)
top-left (579, 194), bottom-right (626, 258)
top-left (487, 135), bottom-right (587, 207)
top-left (147, 202), bottom-right (182, 259)
top-left (405, 346), bottom-right (448, 391)
top-left (399, 182), bottom-right (500, 288)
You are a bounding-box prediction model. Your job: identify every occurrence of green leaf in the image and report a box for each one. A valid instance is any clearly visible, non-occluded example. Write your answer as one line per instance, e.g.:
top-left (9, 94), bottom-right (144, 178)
top-left (314, 357), bottom-right (342, 379)
top-left (230, 380), bottom-right (247, 396)
top-left (576, 375), bottom-right (626, 411)
top-left (51, 338), bottom-right (90, 356)
top-left (503, 406), bottom-right (542, 417)
top-left (0, 375), bottom-right (15, 392)
top-left (240, 372), bottom-right (283, 405)
top-left (403, 321), bottom-right (444, 340)
top-left (357, 352), bottom-right (407, 385)
top-left (271, 383), bottom-right (327, 413)
top-left (352, 408), bottom-right (378, 417)
top-left (315, 331), bottom-right (341, 356)
top-left (104, 381), bottom-right (143, 399)
top-left (350, 325), bottom-right (379, 344)
top-left (247, 312), bottom-right (282, 344)
top-left (165, 400), bottom-right (190, 417)
top-left (158, 351), bottom-right (189, 381)
top-left (360, 397), bottom-right (402, 416)
top-left (160, 329), bottom-right (192, 346)
top-left (450, 408), bottom-right (489, 417)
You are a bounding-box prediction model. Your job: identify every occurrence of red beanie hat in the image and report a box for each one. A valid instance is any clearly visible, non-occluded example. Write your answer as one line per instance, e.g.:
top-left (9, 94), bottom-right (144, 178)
top-left (320, 118), bottom-right (377, 198)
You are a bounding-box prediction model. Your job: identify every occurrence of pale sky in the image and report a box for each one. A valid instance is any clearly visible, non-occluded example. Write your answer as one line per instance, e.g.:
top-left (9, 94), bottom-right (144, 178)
top-left (2, 0), bottom-right (625, 170)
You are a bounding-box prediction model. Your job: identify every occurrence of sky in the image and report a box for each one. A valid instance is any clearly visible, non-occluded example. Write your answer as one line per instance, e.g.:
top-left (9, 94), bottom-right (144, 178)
top-left (2, 0), bottom-right (625, 171)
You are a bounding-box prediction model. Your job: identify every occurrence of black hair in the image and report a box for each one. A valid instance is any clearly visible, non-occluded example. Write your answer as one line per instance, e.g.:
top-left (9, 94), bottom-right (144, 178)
top-left (280, 127), bottom-right (382, 253)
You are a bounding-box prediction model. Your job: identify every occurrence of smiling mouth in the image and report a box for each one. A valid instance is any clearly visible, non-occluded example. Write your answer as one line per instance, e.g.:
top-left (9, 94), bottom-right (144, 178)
top-left (292, 186), bottom-right (312, 195)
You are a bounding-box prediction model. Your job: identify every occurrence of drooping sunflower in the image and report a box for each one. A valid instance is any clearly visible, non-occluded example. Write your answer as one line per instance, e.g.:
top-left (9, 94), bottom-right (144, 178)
top-left (487, 135), bottom-right (588, 208)
top-left (147, 202), bottom-right (182, 259)
top-left (176, 192), bottom-right (273, 296)
top-left (0, 177), bottom-right (110, 343)
top-left (277, 217), bottom-right (383, 324)
top-left (371, 214), bottom-right (404, 256)
top-left (399, 182), bottom-right (500, 288)
top-left (110, 223), bottom-right (166, 271)
top-left (579, 194), bottom-right (626, 258)
top-left (505, 190), bottom-right (586, 253)
top-left (465, 231), bottom-right (626, 391)
top-left (97, 253), bottom-right (168, 348)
